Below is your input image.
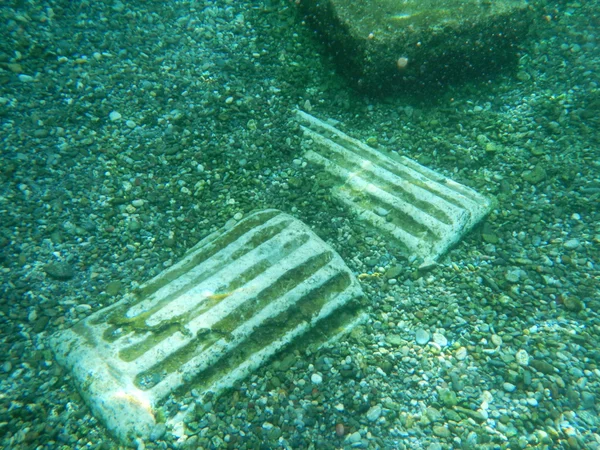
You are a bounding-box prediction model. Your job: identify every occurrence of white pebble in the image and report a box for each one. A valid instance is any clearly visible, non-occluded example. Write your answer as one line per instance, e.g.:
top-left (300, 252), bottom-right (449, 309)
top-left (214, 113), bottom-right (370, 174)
top-left (311, 373), bottom-right (323, 384)
top-left (481, 390), bottom-right (494, 404)
top-left (345, 431), bottom-right (361, 444)
top-left (564, 238), bottom-right (580, 250)
top-left (374, 206), bottom-right (389, 217)
top-left (432, 332), bottom-right (448, 347)
top-left (505, 269), bottom-right (522, 283)
top-left (109, 111), bottom-right (122, 121)
top-left (132, 199), bottom-right (144, 207)
top-left (75, 304), bottom-right (92, 313)
top-left (516, 349), bottom-right (529, 366)
top-left (503, 382), bottom-right (517, 392)
top-left (18, 74), bottom-right (34, 82)
top-left (491, 334), bottom-right (503, 346)
top-left (126, 120), bottom-right (137, 129)
top-left (415, 329), bottom-right (430, 345)
top-left (455, 346), bottom-right (468, 360)
top-left (366, 404), bottom-right (382, 421)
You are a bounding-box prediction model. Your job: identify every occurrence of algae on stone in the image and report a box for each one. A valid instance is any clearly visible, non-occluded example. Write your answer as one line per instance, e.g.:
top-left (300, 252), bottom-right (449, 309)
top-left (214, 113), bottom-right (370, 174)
top-left (297, 0), bottom-right (533, 92)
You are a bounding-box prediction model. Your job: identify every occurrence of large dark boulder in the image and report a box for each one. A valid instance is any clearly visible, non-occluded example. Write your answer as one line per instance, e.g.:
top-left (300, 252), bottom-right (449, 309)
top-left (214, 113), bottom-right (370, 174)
top-left (296, 0), bottom-right (533, 93)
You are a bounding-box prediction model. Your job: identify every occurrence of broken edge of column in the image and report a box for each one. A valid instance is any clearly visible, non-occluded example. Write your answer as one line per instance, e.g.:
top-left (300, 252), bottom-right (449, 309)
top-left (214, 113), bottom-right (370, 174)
top-left (297, 110), bottom-right (494, 269)
top-left (50, 209), bottom-right (367, 445)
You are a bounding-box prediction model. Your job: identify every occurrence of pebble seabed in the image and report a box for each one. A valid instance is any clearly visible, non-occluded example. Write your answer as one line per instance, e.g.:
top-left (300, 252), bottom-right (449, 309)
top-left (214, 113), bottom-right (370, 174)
top-left (1, 1), bottom-right (599, 449)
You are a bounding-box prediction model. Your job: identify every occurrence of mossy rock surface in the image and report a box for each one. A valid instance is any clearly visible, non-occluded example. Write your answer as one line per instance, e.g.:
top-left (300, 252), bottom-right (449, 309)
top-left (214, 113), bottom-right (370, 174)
top-left (297, 0), bottom-right (533, 93)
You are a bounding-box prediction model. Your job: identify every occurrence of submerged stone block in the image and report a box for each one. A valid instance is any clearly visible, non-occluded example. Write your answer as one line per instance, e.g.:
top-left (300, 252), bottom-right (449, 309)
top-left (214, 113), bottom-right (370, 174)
top-left (50, 210), bottom-right (365, 444)
top-left (298, 110), bottom-right (492, 267)
top-left (296, 0), bottom-right (532, 92)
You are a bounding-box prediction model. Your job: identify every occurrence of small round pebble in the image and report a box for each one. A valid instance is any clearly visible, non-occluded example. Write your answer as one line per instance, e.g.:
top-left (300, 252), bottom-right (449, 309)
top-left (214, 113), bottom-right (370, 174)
top-left (505, 269), bottom-right (523, 283)
top-left (75, 304), bottom-right (92, 314)
top-left (109, 111), bottom-right (122, 121)
top-left (516, 349), bottom-right (529, 366)
top-left (491, 334), bottom-right (503, 346)
top-left (345, 431), bottom-right (362, 444)
top-left (1, 361), bottom-right (12, 373)
top-left (415, 329), bottom-right (430, 345)
top-left (455, 346), bottom-right (468, 360)
top-left (366, 404), bottom-right (382, 422)
top-left (433, 425), bottom-right (451, 438)
top-left (503, 382), bottom-right (517, 392)
top-left (563, 238), bottom-right (580, 250)
top-left (43, 262), bottom-right (75, 281)
top-left (432, 332), bottom-right (448, 346)
top-left (582, 391), bottom-right (596, 409)
top-left (310, 373), bottom-right (323, 385)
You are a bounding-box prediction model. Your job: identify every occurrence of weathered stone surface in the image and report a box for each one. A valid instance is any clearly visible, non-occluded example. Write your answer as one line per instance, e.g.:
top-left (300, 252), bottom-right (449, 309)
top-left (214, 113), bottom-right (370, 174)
top-left (43, 261), bottom-right (75, 281)
top-left (297, 0), bottom-right (532, 92)
top-left (298, 111), bottom-right (493, 268)
top-left (50, 210), bottom-right (365, 444)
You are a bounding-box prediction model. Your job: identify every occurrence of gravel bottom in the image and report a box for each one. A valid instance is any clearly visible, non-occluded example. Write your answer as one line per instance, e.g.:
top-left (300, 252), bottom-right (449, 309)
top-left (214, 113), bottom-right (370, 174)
top-left (1, 0), bottom-right (599, 449)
